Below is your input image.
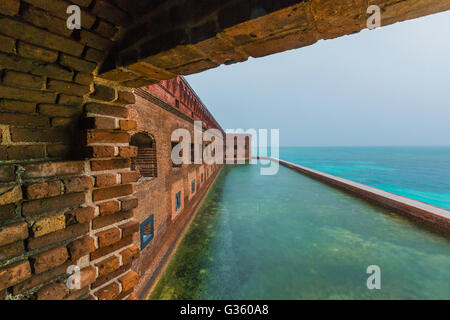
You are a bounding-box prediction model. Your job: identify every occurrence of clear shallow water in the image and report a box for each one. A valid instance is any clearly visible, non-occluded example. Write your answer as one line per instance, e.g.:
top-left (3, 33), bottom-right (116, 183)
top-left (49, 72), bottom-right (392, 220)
top-left (279, 147), bottom-right (450, 210)
top-left (150, 164), bottom-right (450, 300)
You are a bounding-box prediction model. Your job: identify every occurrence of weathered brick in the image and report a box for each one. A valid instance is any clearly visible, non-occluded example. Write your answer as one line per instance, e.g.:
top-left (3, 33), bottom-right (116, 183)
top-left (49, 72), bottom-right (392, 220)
top-left (63, 176), bottom-right (94, 193)
top-left (60, 54), bottom-right (97, 73)
top-left (0, 18), bottom-right (84, 56)
top-left (92, 210), bottom-right (132, 230)
top-left (64, 285), bottom-right (89, 300)
top-left (10, 127), bottom-right (69, 143)
top-left (118, 220), bottom-right (139, 237)
top-left (96, 228), bottom-right (121, 248)
top-left (0, 222), bottom-right (28, 247)
top-left (0, 185), bottom-right (23, 206)
top-left (117, 91), bottom-right (136, 105)
top-left (0, 0), bottom-right (20, 16)
top-left (91, 159), bottom-right (131, 172)
top-left (95, 174), bottom-right (118, 187)
top-left (119, 197), bottom-right (138, 211)
top-left (22, 5), bottom-right (71, 37)
top-left (94, 282), bottom-right (120, 300)
top-left (92, 0), bottom-right (131, 26)
top-left (84, 47), bottom-right (103, 63)
top-left (0, 204), bottom-right (16, 224)
top-left (0, 34), bottom-right (15, 54)
top-left (93, 20), bottom-right (118, 39)
top-left (83, 117), bottom-right (117, 130)
top-left (120, 171), bottom-right (140, 184)
top-left (90, 84), bottom-right (116, 102)
top-left (79, 266), bottom-right (96, 288)
top-left (3, 71), bottom-right (43, 90)
top-left (58, 94), bottom-right (84, 107)
top-left (48, 80), bottom-right (90, 97)
top-left (85, 103), bottom-right (129, 118)
top-left (74, 72), bottom-right (94, 86)
top-left (22, 0), bottom-right (96, 29)
top-left (0, 240), bottom-right (24, 261)
top-left (70, 206), bottom-right (96, 224)
top-left (118, 146), bottom-right (138, 158)
top-left (22, 192), bottom-right (86, 217)
top-left (85, 146), bottom-right (116, 158)
top-left (119, 120), bottom-right (137, 131)
top-left (0, 84), bottom-right (56, 104)
top-left (32, 213), bottom-right (66, 237)
top-left (31, 246), bottom-right (69, 274)
top-left (17, 42), bottom-right (59, 63)
top-left (92, 184), bottom-right (133, 202)
top-left (36, 281), bottom-right (68, 300)
top-left (0, 113), bottom-right (49, 127)
top-left (27, 223), bottom-right (89, 251)
top-left (0, 100), bottom-right (36, 114)
top-left (68, 236), bottom-right (96, 261)
top-left (92, 263), bottom-right (129, 289)
top-left (0, 166), bottom-right (15, 182)
top-left (95, 255), bottom-right (120, 277)
top-left (90, 236), bottom-right (131, 261)
top-left (23, 161), bottom-right (85, 179)
top-left (87, 131), bottom-right (130, 144)
top-left (7, 145), bottom-right (46, 161)
top-left (98, 200), bottom-right (121, 216)
top-left (0, 52), bottom-right (73, 81)
top-left (120, 245), bottom-right (140, 265)
top-left (47, 144), bottom-right (71, 158)
top-left (51, 117), bottom-right (77, 127)
top-left (12, 261), bottom-right (70, 295)
top-left (39, 104), bottom-right (83, 117)
top-left (26, 180), bottom-right (62, 200)
top-left (118, 271), bottom-right (139, 292)
top-left (0, 260), bottom-right (31, 290)
top-left (80, 30), bottom-right (113, 51)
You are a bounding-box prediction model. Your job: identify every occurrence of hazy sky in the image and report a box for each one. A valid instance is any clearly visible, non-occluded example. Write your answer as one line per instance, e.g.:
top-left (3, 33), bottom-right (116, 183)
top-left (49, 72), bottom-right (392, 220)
top-left (186, 11), bottom-right (450, 147)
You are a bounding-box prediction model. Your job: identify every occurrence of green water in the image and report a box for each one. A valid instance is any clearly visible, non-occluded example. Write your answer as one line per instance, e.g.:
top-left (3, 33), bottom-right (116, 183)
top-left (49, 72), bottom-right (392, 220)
top-left (149, 164), bottom-right (450, 300)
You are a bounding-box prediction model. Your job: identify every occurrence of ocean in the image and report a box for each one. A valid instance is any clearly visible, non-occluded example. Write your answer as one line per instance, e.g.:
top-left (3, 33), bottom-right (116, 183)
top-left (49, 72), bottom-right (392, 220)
top-left (277, 147), bottom-right (450, 210)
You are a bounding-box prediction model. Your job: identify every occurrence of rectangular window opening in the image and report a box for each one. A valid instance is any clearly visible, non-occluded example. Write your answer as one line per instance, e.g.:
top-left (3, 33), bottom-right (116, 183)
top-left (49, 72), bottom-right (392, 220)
top-left (175, 191), bottom-right (182, 211)
top-left (140, 215), bottom-right (154, 249)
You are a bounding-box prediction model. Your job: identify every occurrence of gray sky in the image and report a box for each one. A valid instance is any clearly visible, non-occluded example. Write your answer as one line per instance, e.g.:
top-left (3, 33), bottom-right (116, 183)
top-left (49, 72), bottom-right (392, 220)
top-left (186, 11), bottom-right (450, 147)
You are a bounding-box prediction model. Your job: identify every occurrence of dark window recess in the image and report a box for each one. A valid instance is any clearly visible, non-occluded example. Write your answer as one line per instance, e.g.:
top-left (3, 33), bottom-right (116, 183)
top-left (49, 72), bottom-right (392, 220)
top-left (201, 173), bottom-right (204, 183)
top-left (176, 191), bottom-right (182, 211)
top-left (207, 168), bottom-right (209, 177)
top-left (191, 180), bottom-right (195, 194)
top-left (140, 215), bottom-right (154, 249)
top-left (191, 143), bottom-right (195, 164)
top-left (175, 99), bottom-right (179, 108)
top-left (130, 133), bottom-right (157, 178)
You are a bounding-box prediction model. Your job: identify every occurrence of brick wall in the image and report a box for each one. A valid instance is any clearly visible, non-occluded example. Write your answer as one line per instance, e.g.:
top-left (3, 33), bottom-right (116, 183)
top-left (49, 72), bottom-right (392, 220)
top-left (0, 0), bottom-right (140, 300)
top-left (126, 91), bottom-right (223, 298)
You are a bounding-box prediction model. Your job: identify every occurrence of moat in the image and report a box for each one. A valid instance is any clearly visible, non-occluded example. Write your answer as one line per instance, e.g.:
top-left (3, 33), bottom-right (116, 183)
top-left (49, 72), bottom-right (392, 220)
top-left (149, 163), bottom-right (450, 300)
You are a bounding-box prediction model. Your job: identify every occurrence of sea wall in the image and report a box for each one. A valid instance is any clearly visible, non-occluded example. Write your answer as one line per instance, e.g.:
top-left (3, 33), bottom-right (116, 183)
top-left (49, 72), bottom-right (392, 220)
top-left (260, 157), bottom-right (450, 234)
top-left (127, 89), bottom-right (223, 299)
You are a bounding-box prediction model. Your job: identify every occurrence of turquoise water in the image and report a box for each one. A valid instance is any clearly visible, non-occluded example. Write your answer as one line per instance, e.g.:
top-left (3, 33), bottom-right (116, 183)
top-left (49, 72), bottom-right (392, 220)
top-left (278, 147), bottom-right (450, 210)
top-left (150, 164), bottom-right (450, 300)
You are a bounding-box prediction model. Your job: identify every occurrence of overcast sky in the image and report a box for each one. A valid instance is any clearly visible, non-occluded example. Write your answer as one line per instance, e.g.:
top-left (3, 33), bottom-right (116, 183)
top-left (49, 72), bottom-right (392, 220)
top-left (186, 11), bottom-right (450, 147)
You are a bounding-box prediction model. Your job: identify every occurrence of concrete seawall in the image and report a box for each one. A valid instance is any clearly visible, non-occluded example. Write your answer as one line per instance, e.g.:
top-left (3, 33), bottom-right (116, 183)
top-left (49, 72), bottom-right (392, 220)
top-left (258, 157), bottom-right (450, 234)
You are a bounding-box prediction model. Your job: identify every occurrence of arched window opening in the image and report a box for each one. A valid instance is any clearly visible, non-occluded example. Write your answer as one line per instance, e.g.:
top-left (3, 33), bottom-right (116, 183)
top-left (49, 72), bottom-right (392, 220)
top-left (130, 132), bottom-right (157, 178)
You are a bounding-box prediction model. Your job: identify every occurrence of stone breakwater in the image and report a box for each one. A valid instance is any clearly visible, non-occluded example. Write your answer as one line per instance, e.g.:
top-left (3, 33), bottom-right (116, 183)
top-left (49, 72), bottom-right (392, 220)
top-left (258, 157), bottom-right (450, 235)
